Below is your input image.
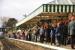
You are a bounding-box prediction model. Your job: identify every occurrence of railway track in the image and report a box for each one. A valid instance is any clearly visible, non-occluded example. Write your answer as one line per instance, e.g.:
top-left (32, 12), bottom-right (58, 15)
top-left (1, 39), bottom-right (22, 50)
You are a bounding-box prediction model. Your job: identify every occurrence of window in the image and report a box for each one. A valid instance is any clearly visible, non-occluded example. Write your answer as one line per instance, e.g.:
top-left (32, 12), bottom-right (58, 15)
top-left (67, 5), bottom-right (69, 13)
top-left (65, 5), bottom-right (67, 12)
top-left (43, 4), bottom-right (46, 12)
top-left (53, 5), bottom-right (55, 12)
top-left (73, 5), bottom-right (75, 12)
top-left (49, 5), bottom-right (52, 12)
top-left (43, 4), bottom-right (45, 12)
top-left (46, 4), bottom-right (48, 12)
top-left (69, 5), bottom-right (71, 12)
top-left (57, 5), bottom-right (59, 12)
top-left (61, 5), bottom-right (63, 12)
top-left (0, 28), bottom-right (5, 32)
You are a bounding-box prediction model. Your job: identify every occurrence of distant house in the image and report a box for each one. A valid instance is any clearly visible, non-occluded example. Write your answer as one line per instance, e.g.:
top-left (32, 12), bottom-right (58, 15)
top-left (0, 28), bottom-right (5, 36)
top-left (0, 17), bottom-right (9, 36)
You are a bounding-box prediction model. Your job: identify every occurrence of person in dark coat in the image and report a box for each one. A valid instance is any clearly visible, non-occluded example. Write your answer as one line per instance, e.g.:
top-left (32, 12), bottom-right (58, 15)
top-left (50, 24), bottom-right (57, 45)
top-left (56, 22), bottom-right (62, 46)
top-left (44, 24), bottom-right (51, 43)
top-left (12, 32), bottom-right (17, 39)
top-left (39, 26), bottom-right (45, 43)
top-left (68, 15), bottom-right (75, 49)
top-left (45, 28), bottom-right (51, 43)
top-left (28, 30), bottom-right (32, 41)
top-left (59, 21), bottom-right (67, 45)
top-left (62, 21), bottom-right (68, 46)
top-left (35, 28), bottom-right (40, 42)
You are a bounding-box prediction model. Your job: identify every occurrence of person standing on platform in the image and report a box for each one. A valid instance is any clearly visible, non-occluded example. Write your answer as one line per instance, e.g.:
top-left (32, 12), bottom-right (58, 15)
top-left (56, 22), bottom-right (62, 46)
top-left (68, 14), bottom-right (75, 49)
top-left (44, 22), bottom-right (51, 43)
top-left (28, 30), bottom-right (32, 41)
top-left (32, 29), bottom-right (36, 42)
top-left (12, 32), bottom-right (17, 39)
top-left (39, 25), bottom-right (45, 43)
top-left (35, 27), bottom-right (40, 42)
top-left (45, 26), bottom-right (51, 43)
top-left (25, 30), bottom-right (28, 40)
top-left (50, 24), bottom-right (57, 45)
top-left (16, 32), bottom-right (20, 39)
top-left (22, 30), bottom-right (25, 40)
top-left (19, 31), bottom-right (24, 40)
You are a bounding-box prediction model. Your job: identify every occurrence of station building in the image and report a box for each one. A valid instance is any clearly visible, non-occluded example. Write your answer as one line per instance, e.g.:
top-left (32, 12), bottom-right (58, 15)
top-left (16, 0), bottom-right (75, 29)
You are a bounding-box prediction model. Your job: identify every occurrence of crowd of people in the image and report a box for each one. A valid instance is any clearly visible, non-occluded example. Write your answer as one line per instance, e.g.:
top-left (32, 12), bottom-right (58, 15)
top-left (6, 13), bottom-right (75, 49)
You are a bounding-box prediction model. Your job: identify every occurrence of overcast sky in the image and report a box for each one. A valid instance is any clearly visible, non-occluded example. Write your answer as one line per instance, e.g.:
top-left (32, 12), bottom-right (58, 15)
top-left (0, 0), bottom-right (53, 21)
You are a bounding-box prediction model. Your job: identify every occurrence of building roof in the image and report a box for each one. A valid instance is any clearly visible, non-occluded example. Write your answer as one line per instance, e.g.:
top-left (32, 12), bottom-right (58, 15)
top-left (71, 0), bottom-right (75, 4)
top-left (48, 0), bottom-right (75, 5)
top-left (16, 0), bottom-right (75, 27)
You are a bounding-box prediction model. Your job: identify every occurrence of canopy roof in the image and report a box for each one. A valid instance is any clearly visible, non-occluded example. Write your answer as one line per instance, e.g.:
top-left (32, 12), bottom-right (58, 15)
top-left (48, 0), bottom-right (75, 4)
top-left (16, 0), bottom-right (75, 27)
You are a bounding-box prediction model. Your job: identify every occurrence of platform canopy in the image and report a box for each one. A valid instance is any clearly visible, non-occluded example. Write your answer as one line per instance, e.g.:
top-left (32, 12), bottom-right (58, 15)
top-left (16, 0), bottom-right (75, 27)
top-left (48, 0), bottom-right (75, 4)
